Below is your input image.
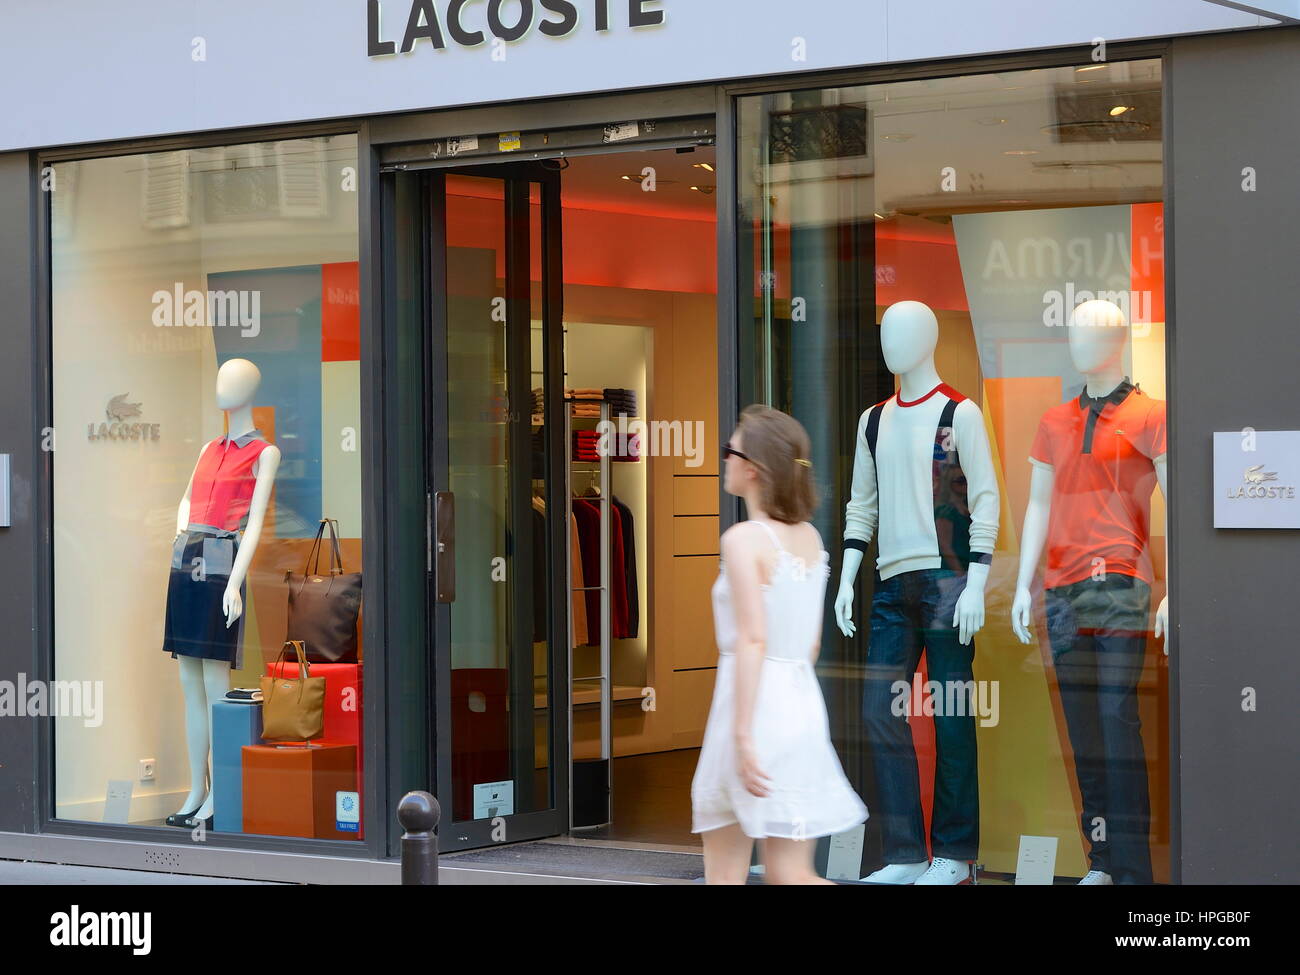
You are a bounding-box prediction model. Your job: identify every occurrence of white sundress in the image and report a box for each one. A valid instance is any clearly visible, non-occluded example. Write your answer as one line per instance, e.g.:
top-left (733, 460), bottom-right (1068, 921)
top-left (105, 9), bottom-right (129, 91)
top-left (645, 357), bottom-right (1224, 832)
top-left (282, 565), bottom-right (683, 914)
top-left (691, 520), bottom-right (869, 839)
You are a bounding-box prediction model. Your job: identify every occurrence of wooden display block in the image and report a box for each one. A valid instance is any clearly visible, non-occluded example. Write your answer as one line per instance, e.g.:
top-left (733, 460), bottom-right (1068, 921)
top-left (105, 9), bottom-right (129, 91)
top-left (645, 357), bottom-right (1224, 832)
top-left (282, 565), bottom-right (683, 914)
top-left (241, 743), bottom-right (358, 841)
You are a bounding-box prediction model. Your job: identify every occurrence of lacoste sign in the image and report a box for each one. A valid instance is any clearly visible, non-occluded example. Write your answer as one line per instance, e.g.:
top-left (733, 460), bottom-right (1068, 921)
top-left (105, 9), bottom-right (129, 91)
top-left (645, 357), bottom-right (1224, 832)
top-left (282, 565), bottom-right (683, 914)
top-left (1213, 430), bottom-right (1300, 529)
top-left (88, 394), bottom-right (161, 442)
top-left (367, 0), bottom-right (666, 57)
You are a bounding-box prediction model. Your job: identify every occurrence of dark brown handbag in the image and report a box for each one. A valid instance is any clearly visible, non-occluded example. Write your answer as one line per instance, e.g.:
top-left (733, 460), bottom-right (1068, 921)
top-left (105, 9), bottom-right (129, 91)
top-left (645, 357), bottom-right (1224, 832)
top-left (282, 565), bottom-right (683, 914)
top-left (285, 518), bottom-right (362, 663)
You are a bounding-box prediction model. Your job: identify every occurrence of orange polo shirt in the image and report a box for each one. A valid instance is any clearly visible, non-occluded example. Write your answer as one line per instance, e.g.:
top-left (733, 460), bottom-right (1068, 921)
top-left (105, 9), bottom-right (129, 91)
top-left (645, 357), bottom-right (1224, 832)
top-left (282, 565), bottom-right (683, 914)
top-left (1029, 380), bottom-right (1166, 589)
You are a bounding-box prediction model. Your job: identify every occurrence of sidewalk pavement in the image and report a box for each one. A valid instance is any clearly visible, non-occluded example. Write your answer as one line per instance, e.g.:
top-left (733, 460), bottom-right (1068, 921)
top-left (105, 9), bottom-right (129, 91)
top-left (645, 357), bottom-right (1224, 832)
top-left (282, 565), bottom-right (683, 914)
top-left (0, 859), bottom-right (282, 885)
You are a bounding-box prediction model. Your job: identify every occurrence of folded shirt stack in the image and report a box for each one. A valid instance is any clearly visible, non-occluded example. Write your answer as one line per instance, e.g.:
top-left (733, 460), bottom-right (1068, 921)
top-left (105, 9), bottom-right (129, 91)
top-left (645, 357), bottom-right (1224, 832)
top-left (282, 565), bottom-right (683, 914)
top-left (603, 387), bottom-right (638, 417)
top-left (612, 432), bottom-right (641, 462)
top-left (573, 430), bottom-right (602, 461)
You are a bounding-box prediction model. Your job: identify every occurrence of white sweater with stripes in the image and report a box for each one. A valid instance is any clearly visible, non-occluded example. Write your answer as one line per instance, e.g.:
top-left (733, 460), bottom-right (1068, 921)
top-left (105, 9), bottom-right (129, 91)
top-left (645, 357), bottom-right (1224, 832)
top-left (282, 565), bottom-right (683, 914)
top-left (843, 385), bottom-right (999, 581)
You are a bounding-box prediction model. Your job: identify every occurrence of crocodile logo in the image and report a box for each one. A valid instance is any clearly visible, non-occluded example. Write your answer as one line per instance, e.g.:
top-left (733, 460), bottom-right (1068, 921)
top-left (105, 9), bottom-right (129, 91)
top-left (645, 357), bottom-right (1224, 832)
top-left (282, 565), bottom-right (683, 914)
top-left (1243, 464), bottom-right (1278, 486)
top-left (105, 394), bottom-right (142, 422)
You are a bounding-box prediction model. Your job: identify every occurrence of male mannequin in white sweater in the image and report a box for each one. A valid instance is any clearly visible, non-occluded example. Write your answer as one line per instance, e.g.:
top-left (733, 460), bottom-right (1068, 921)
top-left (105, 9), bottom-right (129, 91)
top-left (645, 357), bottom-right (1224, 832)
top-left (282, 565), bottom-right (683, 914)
top-left (835, 300), bottom-right (1000, 885)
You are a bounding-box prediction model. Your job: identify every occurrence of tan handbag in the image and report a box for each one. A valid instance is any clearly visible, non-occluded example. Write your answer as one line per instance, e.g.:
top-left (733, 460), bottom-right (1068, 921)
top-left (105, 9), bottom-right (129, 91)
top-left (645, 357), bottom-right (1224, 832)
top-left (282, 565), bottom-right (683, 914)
top-left (260, 641), bottom-right (326, 742)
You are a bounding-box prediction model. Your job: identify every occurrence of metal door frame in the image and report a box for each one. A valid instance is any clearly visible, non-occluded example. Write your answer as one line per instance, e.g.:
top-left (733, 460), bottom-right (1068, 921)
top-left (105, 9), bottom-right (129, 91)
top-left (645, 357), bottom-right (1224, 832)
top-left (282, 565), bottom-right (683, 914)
top-left (423, 161), bottom-right (570, 851)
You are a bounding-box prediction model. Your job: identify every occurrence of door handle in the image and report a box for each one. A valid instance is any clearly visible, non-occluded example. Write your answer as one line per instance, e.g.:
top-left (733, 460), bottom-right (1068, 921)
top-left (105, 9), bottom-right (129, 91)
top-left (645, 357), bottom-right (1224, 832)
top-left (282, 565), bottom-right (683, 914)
top-left (434, 491), bottom-right (456, 603)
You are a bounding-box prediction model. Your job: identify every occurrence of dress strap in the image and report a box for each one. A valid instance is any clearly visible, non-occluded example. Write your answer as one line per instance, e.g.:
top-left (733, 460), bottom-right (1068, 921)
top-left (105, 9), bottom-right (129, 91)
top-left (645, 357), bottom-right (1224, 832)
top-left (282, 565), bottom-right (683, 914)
top-left (752, 519), bottom-right (785, 554)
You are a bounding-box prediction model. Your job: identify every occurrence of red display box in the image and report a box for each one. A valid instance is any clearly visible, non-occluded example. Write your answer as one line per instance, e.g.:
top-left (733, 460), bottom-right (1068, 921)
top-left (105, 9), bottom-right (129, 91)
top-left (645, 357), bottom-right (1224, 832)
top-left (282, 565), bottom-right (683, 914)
top-left (265, 660), bottom-right (363, 837)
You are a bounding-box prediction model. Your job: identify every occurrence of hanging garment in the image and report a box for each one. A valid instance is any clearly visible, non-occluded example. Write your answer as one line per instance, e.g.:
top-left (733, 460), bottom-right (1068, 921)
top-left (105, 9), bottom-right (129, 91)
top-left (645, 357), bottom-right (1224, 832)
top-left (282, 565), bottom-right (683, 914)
top-left (571, 497), bottom-right (602, 645)
top-left (531, 497), bottom-right (588, 647)
top-left (611, 495), bottom-right (639, 639)
top-left (609, 502), bottom-right (629, 639)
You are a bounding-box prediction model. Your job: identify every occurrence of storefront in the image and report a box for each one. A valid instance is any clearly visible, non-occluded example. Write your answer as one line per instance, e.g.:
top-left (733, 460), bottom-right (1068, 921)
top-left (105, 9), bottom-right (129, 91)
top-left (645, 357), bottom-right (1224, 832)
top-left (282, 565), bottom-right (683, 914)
top-left (0, 3), bottom-right (1296, 885)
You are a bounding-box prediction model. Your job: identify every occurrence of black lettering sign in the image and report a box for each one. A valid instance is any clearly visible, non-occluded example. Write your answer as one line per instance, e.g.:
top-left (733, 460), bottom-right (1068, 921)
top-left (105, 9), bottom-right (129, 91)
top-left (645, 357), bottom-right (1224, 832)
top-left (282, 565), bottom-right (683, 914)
top-left (401, 0), bottom-right (447, 53)
top-left (368, 0), bottom-right (663, 56)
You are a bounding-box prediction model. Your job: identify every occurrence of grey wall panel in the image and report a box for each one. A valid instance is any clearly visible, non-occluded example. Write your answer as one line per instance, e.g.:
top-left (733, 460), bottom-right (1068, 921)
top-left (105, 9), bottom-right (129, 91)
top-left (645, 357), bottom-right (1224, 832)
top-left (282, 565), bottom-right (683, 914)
top-left (0, 152), bottom-right (39, 833)
top-left (1169, 27), bottom-right (1300, 884)
top-left (0, 1), bottom-right (1272, 152)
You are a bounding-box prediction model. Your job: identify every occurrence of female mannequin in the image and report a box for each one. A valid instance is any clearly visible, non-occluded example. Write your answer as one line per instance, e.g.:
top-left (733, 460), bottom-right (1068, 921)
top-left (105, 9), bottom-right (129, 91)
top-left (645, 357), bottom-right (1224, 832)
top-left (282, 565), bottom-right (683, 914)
top-left (162, 358), bottom-right (280, 829)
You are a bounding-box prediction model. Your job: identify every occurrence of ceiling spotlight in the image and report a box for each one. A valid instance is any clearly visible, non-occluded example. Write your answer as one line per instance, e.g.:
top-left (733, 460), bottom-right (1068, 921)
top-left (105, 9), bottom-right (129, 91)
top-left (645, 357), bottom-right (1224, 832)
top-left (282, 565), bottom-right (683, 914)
top-left (1075, 64), bottom-right (1107, 73)
top-left (690, 185), bottom-right (715, 194)
top-left (1003, 149), bottom-right (1039, 156)
top-left (881, 132), bottom-right (915, 142)
top-left (693, 162), bottom-right (715, 172)
top-left (1109, 105), bottom-right (1134, 116)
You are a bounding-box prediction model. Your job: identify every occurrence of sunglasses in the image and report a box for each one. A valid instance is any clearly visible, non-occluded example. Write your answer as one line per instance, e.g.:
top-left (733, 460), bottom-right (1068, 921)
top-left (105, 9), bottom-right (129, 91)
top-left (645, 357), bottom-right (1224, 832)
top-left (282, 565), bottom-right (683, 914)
top-left (722, 441), bottom-right (751, 462)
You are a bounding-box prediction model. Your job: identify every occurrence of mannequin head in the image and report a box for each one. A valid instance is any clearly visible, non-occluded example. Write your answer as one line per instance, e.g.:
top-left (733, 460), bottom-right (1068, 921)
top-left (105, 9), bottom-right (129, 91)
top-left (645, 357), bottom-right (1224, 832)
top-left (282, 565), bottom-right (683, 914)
top-left (1067, 299), bottom-right (1128, 376)
top-left (880, 300), bottom-right (939, 376)
top-left (215, 358), bottom-right (262, 411)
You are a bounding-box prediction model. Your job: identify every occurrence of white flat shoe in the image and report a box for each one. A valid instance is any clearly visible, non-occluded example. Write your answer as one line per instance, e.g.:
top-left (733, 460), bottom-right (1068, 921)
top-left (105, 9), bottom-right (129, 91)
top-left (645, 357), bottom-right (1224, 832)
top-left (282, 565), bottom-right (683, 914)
top-left (914, 857), bottom-right (970, 885)
top-left (1078, 870), bottom-right (1113, 885)
top-left (861, 861), bottom-right (929, 884)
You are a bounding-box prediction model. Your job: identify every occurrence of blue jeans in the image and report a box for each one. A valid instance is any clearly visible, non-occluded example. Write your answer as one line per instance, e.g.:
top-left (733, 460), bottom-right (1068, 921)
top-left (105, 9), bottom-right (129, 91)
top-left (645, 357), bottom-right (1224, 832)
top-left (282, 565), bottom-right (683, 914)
top-left (863, 568), bottom-right (979, 863)
top-left (1045, 574), bottom-right (1153, 885)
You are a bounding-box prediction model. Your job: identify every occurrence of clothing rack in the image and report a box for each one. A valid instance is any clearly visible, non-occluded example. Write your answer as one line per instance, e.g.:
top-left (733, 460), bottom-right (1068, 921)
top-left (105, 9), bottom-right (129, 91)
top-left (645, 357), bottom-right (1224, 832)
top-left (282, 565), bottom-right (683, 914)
top-left (567, 398), bottom-right (612, 828)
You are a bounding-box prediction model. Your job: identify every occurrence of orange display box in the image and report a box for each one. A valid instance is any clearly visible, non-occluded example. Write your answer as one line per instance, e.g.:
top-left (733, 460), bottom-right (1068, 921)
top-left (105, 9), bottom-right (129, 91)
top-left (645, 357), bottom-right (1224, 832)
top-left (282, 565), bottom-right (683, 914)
top-left (241, 743), bottom-right (358, 841)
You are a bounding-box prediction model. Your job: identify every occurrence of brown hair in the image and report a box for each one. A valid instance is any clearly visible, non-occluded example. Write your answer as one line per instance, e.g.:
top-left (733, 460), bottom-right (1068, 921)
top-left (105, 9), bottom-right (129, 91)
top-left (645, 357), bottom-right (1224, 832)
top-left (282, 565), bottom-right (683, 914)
top-left (735, 405), bottom-right (818, 523)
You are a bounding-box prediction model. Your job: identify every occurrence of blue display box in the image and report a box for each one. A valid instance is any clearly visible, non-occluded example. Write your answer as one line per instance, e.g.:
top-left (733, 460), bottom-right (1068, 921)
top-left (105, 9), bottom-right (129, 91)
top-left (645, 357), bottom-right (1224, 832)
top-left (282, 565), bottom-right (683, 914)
top-left (211, 699), bottom-right (263, 833)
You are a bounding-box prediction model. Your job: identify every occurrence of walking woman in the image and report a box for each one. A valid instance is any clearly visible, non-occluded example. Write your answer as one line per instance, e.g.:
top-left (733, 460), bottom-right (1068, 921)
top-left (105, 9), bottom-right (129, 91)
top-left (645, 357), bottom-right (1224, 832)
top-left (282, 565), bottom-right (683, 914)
top-left (692, 405), bottom-right (868, 884)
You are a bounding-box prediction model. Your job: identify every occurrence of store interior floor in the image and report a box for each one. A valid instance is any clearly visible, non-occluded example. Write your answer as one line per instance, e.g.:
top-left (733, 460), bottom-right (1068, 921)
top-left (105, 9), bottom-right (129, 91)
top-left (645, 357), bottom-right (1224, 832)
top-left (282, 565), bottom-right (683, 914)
top-left (582, 748), bottom-right (702, 850)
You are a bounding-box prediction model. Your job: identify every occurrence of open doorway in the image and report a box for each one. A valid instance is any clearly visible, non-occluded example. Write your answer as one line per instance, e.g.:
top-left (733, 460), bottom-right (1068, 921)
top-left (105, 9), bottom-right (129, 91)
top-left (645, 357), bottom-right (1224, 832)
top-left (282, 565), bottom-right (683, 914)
top-left (422, 133), bottom-right (719, 854)
top-left (554, 145), bottom-right (718, 849)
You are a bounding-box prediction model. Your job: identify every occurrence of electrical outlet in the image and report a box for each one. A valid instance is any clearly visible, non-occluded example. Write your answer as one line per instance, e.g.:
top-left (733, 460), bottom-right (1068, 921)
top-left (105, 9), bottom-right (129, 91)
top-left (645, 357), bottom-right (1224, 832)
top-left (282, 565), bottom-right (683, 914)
top-left (139, 759), bottom-right (156, 781)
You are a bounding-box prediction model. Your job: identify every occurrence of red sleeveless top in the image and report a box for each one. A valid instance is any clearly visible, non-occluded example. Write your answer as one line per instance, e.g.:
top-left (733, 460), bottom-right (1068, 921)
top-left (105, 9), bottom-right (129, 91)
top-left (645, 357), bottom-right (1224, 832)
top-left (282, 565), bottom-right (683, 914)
top-left (190, 431), bottom-right (271, 531)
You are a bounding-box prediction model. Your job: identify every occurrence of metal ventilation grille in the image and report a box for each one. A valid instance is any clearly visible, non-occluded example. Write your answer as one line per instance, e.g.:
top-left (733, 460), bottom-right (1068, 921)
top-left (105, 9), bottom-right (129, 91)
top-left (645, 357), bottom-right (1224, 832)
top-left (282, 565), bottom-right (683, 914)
top-left (275, 138), bottom-right (329, 218)
top-left (140, 151), bottom-right (191, 229)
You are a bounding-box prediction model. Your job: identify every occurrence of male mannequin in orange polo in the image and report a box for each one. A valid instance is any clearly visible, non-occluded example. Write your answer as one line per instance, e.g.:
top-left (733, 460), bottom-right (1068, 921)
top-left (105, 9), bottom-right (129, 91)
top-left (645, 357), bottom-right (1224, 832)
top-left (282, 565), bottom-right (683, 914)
top-left (1012, 299), bottom-right (1169, 885)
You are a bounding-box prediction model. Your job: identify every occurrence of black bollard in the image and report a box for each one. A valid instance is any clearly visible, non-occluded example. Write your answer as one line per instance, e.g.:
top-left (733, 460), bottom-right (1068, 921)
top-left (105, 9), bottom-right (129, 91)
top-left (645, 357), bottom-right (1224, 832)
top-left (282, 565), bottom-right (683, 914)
top-left (397, 791), bottom-right (441, 885)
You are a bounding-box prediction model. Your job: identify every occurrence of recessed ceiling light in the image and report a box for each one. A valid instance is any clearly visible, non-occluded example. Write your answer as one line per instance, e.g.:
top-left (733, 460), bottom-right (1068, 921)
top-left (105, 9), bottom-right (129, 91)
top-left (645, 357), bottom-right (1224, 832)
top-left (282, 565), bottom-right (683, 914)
top-left (881, 132), bottom-right (915, 142)
top-left (976, 117), bottom-right (1008, 126)
top-left (1075, 64), bottom-right (1107, 73)
top-left (1003, 149), bottom-right (1040, 156)
top-left (620, 173), bottom-right (679, 184)
top-left (690, 185), bottom-right (715, 195)
top-left (693, 162), bottom-right (715, 172)
top-left (1109, 105), bottom-right (1134, 116)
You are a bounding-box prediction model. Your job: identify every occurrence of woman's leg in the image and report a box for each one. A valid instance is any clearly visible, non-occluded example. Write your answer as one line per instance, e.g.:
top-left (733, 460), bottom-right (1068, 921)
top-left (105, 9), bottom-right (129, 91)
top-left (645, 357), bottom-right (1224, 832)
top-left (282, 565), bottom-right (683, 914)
top-left (701, 824), bottom-right (754, 885)
top-left (763, 837), bottom-right (834, 885)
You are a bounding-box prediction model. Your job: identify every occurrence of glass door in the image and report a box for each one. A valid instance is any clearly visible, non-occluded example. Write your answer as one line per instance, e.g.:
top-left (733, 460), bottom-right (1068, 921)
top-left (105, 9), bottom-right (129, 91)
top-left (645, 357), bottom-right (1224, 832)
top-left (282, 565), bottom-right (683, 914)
top-left (426, 164), bottom-right (568, 849)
